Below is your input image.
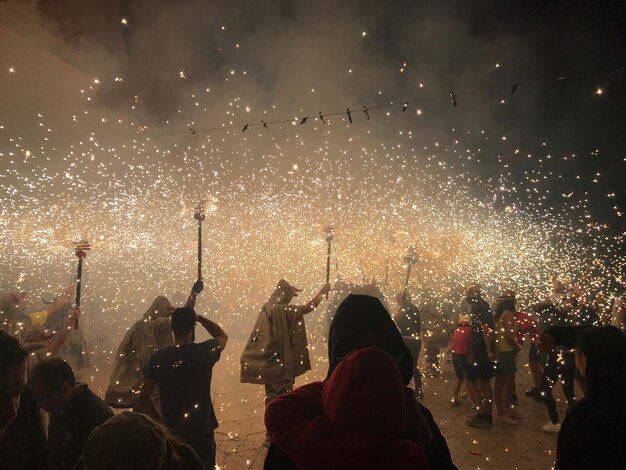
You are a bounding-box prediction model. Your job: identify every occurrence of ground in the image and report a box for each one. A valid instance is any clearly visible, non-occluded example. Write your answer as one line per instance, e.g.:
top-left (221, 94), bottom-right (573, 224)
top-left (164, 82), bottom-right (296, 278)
top-left (89, 335), bottom-right (573, 469)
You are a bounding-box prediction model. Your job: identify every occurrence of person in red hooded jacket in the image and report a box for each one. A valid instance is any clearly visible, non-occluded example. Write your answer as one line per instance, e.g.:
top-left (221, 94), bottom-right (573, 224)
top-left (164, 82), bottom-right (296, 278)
top-left (266, 347), bottom-right (428, 469)
top-left (265, 294), bottom-right (456, 470)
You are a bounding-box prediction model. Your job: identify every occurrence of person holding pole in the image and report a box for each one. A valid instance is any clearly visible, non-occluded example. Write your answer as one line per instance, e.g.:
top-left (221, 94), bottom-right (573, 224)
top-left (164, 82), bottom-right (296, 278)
top-left (241, 281), bottom-right (330, 413)
top-left (137, 280), bottom-right (227, 469)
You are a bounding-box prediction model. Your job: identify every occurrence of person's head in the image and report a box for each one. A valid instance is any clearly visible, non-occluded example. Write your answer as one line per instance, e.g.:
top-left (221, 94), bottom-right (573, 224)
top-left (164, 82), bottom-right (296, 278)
top-left (266, 279), bottom-right (301, 306)
top-left (465, 284), bottom-right (481, 299)
top-left (495, 290), bottom-right (516, 320)
top-left (559, 295), bottom-right (578, 313)
top-left (574, 326), bottom-right (626, 400)
top-left (170, 307), bottom-right (196, 342)
top-left (27, 358), bottom-right (76, 413)
top-left (0, 330), bottom-right (29, 437)
top-left (78, 412), bottom-right (204, 470)
top-left (0, 292), bottom-right (27, 319)
top-left (327, 294), bottom-right (413, 385)
top-left (142, 296), bottom-right (173, 320)
top-left (458, 313), bottom-right (471, 324)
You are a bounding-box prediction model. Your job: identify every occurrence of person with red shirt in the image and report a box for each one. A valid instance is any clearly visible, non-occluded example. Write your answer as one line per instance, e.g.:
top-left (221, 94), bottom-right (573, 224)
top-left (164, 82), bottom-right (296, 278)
top-left (450, 313), bottom-right (471, 406)
top-left (514, 310), bottom-right (543, 400)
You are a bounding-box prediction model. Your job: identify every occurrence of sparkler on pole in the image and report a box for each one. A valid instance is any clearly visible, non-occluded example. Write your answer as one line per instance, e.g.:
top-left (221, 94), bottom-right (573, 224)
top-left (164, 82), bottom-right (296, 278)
top-left (324, 225), bottom-right (335, 298)
top-left (73, 241), bottom-right (91, 329)
top-left (403, 244), bottom-right (418, 301)
top-left (194, 201), bottom-right (207, 281)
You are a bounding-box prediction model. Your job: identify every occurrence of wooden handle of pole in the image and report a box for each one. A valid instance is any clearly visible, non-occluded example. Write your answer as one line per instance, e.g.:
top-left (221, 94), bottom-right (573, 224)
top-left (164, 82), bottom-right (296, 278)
top-left (197, 218), bottom-right (202, 281)
top-left (325, 239), bottom-right (332, 299)
top-left (74, 257), bottom-right (83, 329)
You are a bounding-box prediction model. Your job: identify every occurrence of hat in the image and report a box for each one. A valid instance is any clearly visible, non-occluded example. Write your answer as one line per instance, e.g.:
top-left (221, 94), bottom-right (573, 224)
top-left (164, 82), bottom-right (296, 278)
top-left (497, 289), bottom-right (516, 302)
top-left (465, 283), bottom-right (481, 294)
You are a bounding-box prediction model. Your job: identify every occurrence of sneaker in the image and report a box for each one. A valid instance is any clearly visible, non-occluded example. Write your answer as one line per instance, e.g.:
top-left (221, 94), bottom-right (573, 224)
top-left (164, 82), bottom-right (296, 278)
top-left (467, 414), bottom-right (492, 429)
top-left (508, 410), bottom-right (522, 419)
top-left (542, 422), bottom-right (561, 433)
top-left (525, 387), bottom-right (539, 397)
top-left (496, 415), bottom-right (518, 425)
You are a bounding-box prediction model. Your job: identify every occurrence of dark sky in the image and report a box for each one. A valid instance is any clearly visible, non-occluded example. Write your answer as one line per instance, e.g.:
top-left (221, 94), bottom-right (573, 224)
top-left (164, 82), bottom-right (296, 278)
top-left (1, 0), bottom-right (625, 311)
top-left (109, 1), bottom-right (626, 223)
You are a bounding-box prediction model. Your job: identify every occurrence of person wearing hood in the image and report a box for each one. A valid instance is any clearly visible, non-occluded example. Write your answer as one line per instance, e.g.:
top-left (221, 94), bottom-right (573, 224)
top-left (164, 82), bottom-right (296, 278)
top-left (104, 282), bottom-right (201, 408)
top-left (265, 294), bottom-right (456, 470)
top-left (240, 280), bottom-right (330, 408)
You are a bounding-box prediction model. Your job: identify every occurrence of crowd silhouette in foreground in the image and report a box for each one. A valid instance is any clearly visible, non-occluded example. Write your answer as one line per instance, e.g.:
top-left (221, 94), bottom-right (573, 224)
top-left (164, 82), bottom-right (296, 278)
top-left (1, 276), bottom-right (625, 469)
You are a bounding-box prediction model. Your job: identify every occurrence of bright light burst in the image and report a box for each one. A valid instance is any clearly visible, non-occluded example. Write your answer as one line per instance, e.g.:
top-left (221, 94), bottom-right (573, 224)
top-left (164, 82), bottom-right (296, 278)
top-left (0, 66), bottom-right (623, 353)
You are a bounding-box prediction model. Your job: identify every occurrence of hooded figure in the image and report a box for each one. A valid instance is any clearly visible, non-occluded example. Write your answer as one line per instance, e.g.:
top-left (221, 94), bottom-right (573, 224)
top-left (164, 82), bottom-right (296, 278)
top-left (266, 348), bottom-right (429, 469)
top-left (265, 294), bottom-right (457, 470)
top-left (105, 296), bottom-right (173, 407)
top-left (76, 412), bottom-right (205, 470)
top-left (240, 280), bottom-right (311, 387)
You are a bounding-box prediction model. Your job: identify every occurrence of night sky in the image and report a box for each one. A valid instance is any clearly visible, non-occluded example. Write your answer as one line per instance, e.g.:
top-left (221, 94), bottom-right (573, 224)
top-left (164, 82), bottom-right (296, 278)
top-left (0, 1), bottom-right (624, 331)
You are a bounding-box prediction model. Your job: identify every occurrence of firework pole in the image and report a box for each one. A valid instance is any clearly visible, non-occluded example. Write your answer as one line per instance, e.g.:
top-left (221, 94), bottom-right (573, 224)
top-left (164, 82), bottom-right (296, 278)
top-left (194, 201), bottom-right (207, 281)
top-left (73, 241), bottom-right (91, 329)
top-left (324, 225), bottom-right (335, 298)
top-left (403, 244), bottom-right (418, 302)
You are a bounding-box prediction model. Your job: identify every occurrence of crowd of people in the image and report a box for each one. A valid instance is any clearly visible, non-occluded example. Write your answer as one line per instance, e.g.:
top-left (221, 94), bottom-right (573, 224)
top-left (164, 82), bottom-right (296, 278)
top-left (1, 274), bottom-right (625, 469)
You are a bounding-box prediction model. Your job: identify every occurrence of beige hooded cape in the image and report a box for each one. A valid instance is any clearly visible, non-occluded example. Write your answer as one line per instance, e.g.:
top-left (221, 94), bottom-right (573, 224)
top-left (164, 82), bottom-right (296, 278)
top-left (105, 296), bottom-right (173, 407)
top-left (240, 280), bottom-right (311, 384)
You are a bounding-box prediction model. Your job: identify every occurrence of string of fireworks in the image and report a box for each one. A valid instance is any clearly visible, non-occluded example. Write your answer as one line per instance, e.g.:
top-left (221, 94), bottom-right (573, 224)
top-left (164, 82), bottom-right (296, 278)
top-left (176, 83), bottom-right (519, 138)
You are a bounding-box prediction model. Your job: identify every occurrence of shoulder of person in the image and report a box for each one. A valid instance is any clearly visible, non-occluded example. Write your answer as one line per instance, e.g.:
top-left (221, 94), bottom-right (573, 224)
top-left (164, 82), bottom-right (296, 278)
top-left (200, 338), bottom-right (222, 353)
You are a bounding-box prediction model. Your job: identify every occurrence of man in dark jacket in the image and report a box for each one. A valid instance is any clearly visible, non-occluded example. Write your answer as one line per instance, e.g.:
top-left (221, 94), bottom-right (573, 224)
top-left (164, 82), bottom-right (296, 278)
top-left (0, 329), bottom-right (48, 470)
top-left (462, 285), bottom-right (496, 429)
top-left (28, 358), bottom-right (113, 470)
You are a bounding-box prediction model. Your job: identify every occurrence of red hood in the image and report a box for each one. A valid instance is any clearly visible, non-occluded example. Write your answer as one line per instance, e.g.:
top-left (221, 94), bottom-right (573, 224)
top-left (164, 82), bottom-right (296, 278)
top-left (265, 348), bottom-right (429, 469)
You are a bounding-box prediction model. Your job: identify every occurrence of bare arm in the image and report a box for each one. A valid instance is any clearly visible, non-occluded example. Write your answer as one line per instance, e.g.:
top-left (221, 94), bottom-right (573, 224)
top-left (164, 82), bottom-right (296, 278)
top-left (135, 377), bottom-right (162, 420)
top-left (184, 290), bottom-right (197, 309)
top-left (45, 284), bottom-right (74, 319)
top-left (184, 280), bottom-right (204, 309)
top-left (502, 312), bottom-right (520, 350)
top-left (45, 307), bottom-right (80, 355)
top-left (196, 315), bottom-right (228, 350)
top-left (300, 283), bottom-right (331, 315)
top-left (481, 323), bottom-right (496, 359)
